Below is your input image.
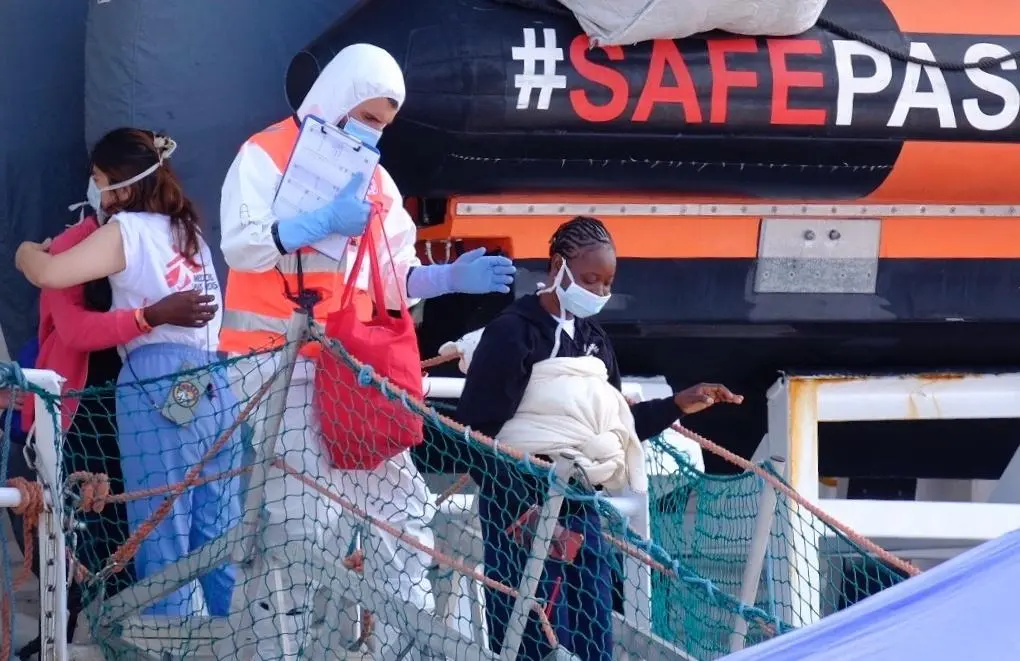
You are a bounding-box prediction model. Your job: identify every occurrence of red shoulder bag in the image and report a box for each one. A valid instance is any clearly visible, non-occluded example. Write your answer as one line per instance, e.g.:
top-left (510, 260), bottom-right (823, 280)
top-left (313, 210), bottom-right (424, 470)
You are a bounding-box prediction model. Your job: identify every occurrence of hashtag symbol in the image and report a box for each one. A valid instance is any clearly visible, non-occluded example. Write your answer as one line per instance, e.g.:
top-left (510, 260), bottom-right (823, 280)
top-left (512, 27), bottom-right (567, 111)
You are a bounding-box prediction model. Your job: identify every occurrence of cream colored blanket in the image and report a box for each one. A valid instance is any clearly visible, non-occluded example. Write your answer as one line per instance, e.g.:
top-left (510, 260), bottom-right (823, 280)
top-left (496, 356), bottom-right (647, 493)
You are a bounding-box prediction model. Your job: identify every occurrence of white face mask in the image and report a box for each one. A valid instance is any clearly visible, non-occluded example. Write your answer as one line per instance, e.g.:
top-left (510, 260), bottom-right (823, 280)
top-left (537, 260), bottom-right (612, 359)
top-left (86, 177), bottom-right (106, 223)
top-left (72, 136), bottom-right (177, 223)
top-left (544, 261), bottom-right (611, 319)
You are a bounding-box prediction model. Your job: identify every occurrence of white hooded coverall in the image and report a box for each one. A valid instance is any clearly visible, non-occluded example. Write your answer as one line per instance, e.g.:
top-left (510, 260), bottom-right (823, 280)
top-left (220, 44), bottom-right (435, 661)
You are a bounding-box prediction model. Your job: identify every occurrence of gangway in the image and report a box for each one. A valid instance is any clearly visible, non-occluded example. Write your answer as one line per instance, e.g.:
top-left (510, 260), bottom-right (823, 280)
top-left (45, 313), bottom-right (702, 661)
top-left (9, 326), bottom-right (989, 660)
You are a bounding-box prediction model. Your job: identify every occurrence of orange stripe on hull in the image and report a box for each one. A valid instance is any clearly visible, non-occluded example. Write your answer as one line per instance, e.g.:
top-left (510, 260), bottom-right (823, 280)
top-left (419, 212), bottom-right (761, 259)
top-left (884, 0), bottom-right (1020, 35)
top-left (881, 217), bottom-right (1020, 258)
top-left (866, 142), bottom-right (1020, 204)
top-left (423, 194), bottom-right (1020, 260)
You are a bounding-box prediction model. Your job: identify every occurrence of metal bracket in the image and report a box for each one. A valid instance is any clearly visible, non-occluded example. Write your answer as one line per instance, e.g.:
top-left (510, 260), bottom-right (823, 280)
top-left (755, 218), bottom-right (881, 294)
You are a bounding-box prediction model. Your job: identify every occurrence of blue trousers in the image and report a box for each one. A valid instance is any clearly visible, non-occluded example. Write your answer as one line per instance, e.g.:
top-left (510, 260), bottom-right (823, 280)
top-left (480, 492), bottom-right (614, 661)
top-left (116, 343), bottom-right (243, 616)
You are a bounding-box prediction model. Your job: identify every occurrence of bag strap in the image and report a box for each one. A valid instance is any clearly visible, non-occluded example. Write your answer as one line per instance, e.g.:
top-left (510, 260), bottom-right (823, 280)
top-left (374, 214), bottom-right (409, 313)
top-left (339, 201), bottom-right (411, 316)
top-left (361, 209), bottom-right (391, 318)
top-left (339, 203), bottom-right (383, 310)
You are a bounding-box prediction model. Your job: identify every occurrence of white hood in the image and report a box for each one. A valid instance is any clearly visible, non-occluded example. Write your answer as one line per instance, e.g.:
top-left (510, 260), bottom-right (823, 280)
top-left (296, 43), bottom-right (406, 124)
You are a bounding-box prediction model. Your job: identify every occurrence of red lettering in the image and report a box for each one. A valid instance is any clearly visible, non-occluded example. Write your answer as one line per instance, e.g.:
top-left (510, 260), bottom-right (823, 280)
top-left (633, 40), bottom-right (702, 123)
top-left (768, 38), bottom-right (827, 126)
top-left (569, 36), bottom-right (629, 122)
top-left (707, 39), bottom-right (759, 123)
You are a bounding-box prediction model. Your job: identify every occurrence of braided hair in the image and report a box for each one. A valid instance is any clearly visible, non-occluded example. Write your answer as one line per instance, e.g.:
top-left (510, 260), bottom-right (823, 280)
top-left (548, 215), bottom-right (614, 269)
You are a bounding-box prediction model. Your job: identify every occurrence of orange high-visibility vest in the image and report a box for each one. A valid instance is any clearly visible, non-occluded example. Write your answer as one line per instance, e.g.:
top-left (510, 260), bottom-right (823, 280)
top-left (219, 118), bottom-right (390, 359)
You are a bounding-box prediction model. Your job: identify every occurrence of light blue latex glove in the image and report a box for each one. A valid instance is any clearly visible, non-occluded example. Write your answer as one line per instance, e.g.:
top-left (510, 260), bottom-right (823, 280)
top-left (406, 247), bottom-right (517, 299)
top-left (275, 173), bottom-right (371, 253)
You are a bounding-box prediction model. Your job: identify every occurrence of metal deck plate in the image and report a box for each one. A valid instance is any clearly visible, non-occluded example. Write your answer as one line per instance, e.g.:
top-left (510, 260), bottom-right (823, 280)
top-left (755, 219), bottom-right (881, 294)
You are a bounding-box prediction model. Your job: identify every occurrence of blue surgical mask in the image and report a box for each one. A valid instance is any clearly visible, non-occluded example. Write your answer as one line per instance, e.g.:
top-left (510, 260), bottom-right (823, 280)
top-left (342, 116), bottom-right (383, 149)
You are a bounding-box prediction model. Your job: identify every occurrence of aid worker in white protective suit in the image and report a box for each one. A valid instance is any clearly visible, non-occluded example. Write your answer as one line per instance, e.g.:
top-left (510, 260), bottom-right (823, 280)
top-left (218, 44), bottom-right (516, 660)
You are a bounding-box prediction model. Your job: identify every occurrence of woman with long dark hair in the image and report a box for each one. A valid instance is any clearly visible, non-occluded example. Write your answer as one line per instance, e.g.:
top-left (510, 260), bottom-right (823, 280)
top-left (8, 223), bottom-right (217, 655)
top-left (16, 127), bottom-right (241, 617)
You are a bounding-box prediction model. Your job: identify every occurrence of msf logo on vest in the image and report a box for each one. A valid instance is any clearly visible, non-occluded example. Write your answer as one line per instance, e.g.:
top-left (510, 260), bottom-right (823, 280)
top-left (164, 254), bottom-right (203, 290)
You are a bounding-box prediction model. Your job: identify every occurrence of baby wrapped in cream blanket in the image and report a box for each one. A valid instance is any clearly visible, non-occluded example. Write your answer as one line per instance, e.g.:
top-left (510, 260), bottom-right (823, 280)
top-left (495, 356), bottom-right (647, 493)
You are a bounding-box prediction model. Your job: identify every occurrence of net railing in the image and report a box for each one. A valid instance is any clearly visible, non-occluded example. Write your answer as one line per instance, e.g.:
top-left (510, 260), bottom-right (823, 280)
top-left (0, 311), bottom-right (916, 661)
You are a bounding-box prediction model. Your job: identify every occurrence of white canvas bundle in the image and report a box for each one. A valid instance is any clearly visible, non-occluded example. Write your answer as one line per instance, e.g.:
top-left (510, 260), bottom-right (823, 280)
top-left (557, 0), bottom-right (829, 47)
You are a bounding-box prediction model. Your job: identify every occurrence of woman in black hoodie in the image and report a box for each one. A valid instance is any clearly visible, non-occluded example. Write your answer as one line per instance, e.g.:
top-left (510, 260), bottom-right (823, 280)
top-left (455, 216), bottom-right (742, 661)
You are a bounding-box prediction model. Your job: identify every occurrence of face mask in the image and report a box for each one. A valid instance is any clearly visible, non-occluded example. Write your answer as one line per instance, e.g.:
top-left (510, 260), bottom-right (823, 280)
top-left (342, 116), bottom-right (383, 149)
top-left (75, 160), bottom-right (164, 224)
top-left (537, 260), bottom-right (612, 359)
top-left (547, 261), bottom-right (611, 319)
top-left (86, 177), bottom-right (106, 224)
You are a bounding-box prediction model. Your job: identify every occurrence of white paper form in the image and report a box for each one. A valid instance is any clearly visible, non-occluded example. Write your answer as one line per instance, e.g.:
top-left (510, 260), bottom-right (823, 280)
top-left (271, 115), bottom-right (380, 261)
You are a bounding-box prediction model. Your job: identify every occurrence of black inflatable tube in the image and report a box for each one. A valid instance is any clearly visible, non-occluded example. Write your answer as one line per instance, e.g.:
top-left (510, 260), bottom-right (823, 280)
top-left (287, 0), bottom-right (1015, 199)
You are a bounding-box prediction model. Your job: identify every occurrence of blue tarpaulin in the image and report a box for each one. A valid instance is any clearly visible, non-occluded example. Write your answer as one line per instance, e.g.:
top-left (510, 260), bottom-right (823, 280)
top-left (727, 529), bottom-right (1020, 660)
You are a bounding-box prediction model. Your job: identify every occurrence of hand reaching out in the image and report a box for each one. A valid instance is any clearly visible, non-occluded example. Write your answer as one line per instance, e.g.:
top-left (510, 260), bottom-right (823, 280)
top-left (673, 383), bottom-right (744, 415)
top-left (448, 247), bottom-right (517, 294)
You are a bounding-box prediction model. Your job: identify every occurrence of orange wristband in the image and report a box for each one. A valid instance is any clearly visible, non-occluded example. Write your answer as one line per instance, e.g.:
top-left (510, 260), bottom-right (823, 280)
top-left (134, 308), bottom-right (153, 333)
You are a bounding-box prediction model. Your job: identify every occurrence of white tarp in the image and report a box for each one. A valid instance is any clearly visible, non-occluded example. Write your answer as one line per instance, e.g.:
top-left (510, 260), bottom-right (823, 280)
top-left (726, 528), bottom-right (1020, 660)
top-left (557, 0), bottom-right (828, 46)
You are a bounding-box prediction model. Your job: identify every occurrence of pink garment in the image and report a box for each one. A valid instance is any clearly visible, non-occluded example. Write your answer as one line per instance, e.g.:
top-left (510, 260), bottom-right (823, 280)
top-left (22, 216), bottom-right (144, 432)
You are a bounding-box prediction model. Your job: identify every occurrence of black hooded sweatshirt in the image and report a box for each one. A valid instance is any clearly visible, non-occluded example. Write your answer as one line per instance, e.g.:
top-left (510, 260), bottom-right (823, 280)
top-left (452, 294), bottom-right (683, 527)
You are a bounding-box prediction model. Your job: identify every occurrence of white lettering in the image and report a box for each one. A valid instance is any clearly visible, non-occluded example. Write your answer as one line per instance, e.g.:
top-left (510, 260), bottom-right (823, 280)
top-left (833, 40), bottom-right (893, 126)
top-left (888, 42), bottom-right (957, 128)
top-left (963, 43), bottom-right (1019, 131)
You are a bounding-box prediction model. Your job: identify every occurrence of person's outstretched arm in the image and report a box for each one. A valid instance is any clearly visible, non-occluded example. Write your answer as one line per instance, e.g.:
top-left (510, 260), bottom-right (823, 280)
top-left (602, 341), bottom-right (688, 440)
top-left (16, 221), bottom-right (125, 289)
top-left (43, 220), bottom-right (144, 352)
top-left (605, 338), bottom-right (743, 439)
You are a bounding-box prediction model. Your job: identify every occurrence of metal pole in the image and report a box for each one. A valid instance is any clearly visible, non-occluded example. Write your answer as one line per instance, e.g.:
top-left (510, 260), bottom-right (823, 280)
top-left (23, 368), bottom-right (68, 661)
top-left (229, 310), bottom-right (308, 661)
top-left (0, 487), bottom-right (22, 508)
top-left (233, 310), bottom-right (308, 563)
top-left (501, 460), bottom-right (572, 661)
top-left (728, 457), bottom-right (783, 653)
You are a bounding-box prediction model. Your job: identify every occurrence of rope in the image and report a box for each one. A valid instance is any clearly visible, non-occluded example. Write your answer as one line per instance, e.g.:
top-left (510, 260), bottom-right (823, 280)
top-left (670, 422), bottom-right (921, 578)
top-left (273, 458), bottom-right (561, 647)
top-left (0, 341), bottom-right (912, 652)
top-left (6, 477), bottom-right (44, 589)
top-left (815, 17), bottom-right (1020, 71)
top-left (340, 336), bottom-right (918, 619)
top-left (67, 471), bottom-right (112, 514)
top-left (416, 346), bottom-right (919, 577)
top-left (100, 362), bottom-right (283, 578)
top-left (323, 330), bottom-right (792, 630)
top-left (421, 353), bottom-right (459, 370)
top-left (1, 477), bottom-right (42, 661)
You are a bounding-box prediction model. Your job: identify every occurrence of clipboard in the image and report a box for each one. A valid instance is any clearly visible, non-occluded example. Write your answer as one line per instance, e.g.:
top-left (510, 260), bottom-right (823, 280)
top-left (271, 114), bottom-right (381, 261)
